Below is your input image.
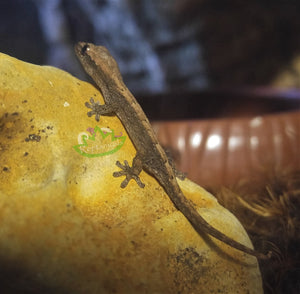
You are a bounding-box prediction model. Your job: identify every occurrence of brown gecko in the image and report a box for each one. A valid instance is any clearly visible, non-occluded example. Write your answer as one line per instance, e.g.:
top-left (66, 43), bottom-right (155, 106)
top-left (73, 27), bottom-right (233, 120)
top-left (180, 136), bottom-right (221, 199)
top-left (75, 42), bottom-right (270, 260)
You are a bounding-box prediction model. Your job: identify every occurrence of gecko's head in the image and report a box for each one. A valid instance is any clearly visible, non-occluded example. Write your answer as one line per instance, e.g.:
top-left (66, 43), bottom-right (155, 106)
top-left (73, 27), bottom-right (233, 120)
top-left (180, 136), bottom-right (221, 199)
top-left (75, 42), bottom-right (116, 67)
top-left (75, 42), bottom-right (110, 63)
top-left (75, 42), bottom-right (106, 57)
top-left (75, 42), bottom-right (123, 85)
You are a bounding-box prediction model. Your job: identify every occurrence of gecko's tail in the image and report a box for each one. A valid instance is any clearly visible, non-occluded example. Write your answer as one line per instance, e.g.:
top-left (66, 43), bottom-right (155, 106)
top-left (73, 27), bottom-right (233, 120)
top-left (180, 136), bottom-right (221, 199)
top-left (165, 178), bottom-right (271, 260)
top-left (186, 203), bottom-right (272, 260)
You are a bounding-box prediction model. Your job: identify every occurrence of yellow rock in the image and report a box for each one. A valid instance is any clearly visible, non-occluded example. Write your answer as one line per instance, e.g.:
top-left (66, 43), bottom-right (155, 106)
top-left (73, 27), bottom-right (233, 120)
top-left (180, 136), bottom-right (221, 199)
top-left (0, 52), bottom-right (263, 293)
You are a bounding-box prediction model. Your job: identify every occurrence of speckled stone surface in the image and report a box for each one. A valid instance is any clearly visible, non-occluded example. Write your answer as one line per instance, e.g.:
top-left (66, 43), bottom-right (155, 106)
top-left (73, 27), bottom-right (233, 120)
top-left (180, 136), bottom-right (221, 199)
top-left (0, 52), bottom-right (263, 293)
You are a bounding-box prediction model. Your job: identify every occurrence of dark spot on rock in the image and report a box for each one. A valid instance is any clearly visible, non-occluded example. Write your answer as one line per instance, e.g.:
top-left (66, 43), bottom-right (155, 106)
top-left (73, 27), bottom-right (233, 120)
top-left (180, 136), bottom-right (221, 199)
top-left (46, 126), bottom-right (53, 130)
top-left (168, 247), bottom-right (207, 292)
top-left (12, 112), bottom-right (19, 116)
top-left (24, 152), bottom-right (29, 156)
top-left (25, 134), bottom-right (41, 142)
top-left (29, 118), bottom-right (34, 122)
top-left (22, 100), bottom-right (28, 103)
top-left (3, 166), bottom-right (9, 172)
top-left (130, 240), bottom-right (139, 249)
top-left (28, 110), bottom-right (32, 113)
top-left (31, 125), bottom-right (34, 129)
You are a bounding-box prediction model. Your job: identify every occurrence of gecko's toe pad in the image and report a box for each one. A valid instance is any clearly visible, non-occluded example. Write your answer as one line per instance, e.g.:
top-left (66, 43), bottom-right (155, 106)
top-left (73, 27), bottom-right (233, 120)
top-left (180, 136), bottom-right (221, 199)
top-left (113, 160), bottom-right (145, 188)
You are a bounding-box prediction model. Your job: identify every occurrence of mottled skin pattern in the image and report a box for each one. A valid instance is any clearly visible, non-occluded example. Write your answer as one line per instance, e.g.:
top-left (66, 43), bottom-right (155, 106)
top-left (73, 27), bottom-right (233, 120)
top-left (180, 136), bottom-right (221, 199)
top-left (75, 42), bottom-right (270, 260)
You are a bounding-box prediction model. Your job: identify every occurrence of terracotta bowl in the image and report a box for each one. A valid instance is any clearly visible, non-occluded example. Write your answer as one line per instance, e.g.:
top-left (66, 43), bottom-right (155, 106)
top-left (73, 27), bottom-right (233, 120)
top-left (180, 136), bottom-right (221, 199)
top-left (146, 90), bottom-right (300, 187)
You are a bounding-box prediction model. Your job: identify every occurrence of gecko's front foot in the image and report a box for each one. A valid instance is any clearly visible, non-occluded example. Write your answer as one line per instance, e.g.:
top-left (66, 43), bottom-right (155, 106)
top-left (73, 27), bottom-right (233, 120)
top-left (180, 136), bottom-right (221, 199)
top-left (85, 98), bottom-right (114, 121)
top-left (113, 159), bottom-right (145, 188)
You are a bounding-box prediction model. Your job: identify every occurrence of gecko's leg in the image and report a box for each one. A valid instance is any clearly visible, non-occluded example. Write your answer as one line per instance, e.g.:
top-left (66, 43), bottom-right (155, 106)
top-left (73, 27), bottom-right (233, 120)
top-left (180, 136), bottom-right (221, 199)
top-left (164, 147), bottom-right (186, 180)
top-left (113, 155), bottom-right (145, 188)
top-left (85, 98), bottom-right (115, 121)
top-left (173, 169), bottom-right (186, 181)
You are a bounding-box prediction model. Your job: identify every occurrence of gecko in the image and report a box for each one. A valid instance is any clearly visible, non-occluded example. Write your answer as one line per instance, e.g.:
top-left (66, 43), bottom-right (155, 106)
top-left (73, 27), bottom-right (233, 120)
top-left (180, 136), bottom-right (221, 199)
top-left (75, 42), bottom-right (270, 260)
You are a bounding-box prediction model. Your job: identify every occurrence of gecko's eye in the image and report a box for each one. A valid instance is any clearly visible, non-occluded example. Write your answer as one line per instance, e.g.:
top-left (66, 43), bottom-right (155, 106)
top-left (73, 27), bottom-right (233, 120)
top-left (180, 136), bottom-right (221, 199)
top-left (81, 44), bottom-right (90, 55)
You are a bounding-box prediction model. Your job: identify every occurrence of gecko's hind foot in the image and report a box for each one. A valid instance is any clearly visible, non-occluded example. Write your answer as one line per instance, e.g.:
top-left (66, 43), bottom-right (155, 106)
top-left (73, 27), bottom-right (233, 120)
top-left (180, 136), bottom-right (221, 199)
top-left (113, 160), bottom-right (145, 188)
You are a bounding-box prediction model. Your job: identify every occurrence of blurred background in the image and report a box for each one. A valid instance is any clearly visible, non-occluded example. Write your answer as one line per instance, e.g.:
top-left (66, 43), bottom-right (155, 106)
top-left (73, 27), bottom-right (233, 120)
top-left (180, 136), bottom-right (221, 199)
top-left (1, 0), bottom-right (300, 122)
top-left (1, 0), bottom-right (300, 293)
top-left (1, 0), bottom-right (300, 119)
top-left (2, 0), bottom-right (300, 98)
